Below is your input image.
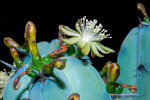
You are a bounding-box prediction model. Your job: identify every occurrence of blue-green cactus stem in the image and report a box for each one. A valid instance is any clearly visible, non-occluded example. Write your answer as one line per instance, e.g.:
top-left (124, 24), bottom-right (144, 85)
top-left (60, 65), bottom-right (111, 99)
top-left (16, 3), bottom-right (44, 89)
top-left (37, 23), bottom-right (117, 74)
top-left (3, 39), bottom-right (112, 100)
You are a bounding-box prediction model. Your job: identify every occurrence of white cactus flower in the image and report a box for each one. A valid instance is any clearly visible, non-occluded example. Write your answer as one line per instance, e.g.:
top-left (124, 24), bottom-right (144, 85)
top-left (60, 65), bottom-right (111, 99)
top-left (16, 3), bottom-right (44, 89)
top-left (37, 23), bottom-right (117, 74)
top-left (0, 69), bottom-right (14, 99)
top-left (59, 16), bottom-right (115, 57)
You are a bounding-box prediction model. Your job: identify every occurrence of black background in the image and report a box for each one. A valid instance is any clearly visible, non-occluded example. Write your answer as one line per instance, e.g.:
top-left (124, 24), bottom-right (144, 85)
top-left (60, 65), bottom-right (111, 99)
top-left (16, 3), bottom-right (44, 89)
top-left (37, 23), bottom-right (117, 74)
top-left (0, 1), bottom-right (150, 72)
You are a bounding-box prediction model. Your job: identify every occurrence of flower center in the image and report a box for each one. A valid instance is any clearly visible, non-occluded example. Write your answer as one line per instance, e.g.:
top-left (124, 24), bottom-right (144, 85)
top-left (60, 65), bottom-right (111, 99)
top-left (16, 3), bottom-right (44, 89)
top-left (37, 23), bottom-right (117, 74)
top-left (82, 34), bottom-right (91, 42)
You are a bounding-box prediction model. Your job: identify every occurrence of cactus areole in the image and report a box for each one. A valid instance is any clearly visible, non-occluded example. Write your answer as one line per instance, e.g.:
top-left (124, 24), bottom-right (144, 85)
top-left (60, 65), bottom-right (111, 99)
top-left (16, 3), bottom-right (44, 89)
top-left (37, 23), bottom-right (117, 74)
top-left (1, 20), bottom-right (112, 100)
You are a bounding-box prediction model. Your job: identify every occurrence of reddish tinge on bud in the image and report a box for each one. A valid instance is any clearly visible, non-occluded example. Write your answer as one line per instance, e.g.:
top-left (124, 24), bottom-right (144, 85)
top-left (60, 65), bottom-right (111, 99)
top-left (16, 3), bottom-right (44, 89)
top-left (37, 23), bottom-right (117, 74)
top-left (107, 63), bottom-right (120, 83)
top-left (99, 61), bottom-right (112, 77)
top-left (4, 37), bottom-right (19, 48)
top-left (25, 21), bottom-right (39, 57)
top-left (137, 3), bottom-right (148, 17)
top-left (54, 59), bottom-right (65, 70)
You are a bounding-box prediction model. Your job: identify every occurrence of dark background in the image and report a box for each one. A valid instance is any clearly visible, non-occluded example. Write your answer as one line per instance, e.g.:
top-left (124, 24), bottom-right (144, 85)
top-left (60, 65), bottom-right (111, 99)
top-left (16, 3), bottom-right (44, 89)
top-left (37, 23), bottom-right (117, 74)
top-left (0, 1), bottom-right (150, 72)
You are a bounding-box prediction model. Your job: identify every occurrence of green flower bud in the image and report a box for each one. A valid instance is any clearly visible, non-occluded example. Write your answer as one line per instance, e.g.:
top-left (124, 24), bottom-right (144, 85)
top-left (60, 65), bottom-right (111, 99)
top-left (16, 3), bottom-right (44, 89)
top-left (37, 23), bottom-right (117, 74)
top-left (42, 55), bottom-right (54, 66)
top-left (106, 82), bottom-right (116, 93)
top-left (106, 83), bottom-right (123, 94)
top-left (27, 66), bottom-right (39, 78)
top-left (32, 55), bottom-right (42, 69)
top-left (114, 83), bottom-right (123, 94)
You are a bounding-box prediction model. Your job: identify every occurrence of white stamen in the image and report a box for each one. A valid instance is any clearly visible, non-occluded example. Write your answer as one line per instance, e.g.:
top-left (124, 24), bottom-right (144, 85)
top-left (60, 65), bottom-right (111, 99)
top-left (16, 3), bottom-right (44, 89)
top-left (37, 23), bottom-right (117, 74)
top-left (79, 16), bottom-right (112, 41)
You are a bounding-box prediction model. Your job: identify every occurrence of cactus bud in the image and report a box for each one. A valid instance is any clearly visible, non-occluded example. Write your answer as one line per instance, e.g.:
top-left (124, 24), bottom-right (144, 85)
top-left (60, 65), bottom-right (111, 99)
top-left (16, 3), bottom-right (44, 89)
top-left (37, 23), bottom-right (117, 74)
top-left (106, 83), bottom-right (123, 94)
top-left (42, 63), bottom-right (54, 75)
top-left (107, 63), bottom-right (120, 83)
top-left (137, 3), bottom-right (150, 23)
top-left (114, 83), bottom-right (123, 94)
top-left (4, 37), bottom-right (19, 48)
top-left (26, 21), bottom-right (36, 42)
top-left (99, 61), bottom-right (112, 77)
top-left (106, 82), bottom-right (116, 93)
top-left (137, 3), bottom-right (148, 17)
top-left (25, 21), bottom-right (39, 56)
top-left (25, 21), bottom-right (42, 69)
top-left (25, 21), bottom-right (38, 57)
top-left (54, 59), bottom-right (65, 70)
top-left (42, 55), bottom-right (54, 65)
top-left (10, 46), bottom-right (23, 68)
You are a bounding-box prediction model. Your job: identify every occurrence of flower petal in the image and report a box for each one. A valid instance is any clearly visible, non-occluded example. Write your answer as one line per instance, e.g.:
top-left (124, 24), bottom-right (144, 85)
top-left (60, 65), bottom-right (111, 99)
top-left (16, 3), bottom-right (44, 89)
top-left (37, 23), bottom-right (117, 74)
top-left (75, 20), bottom-right (82, 34)
top-left (60, 26), bottom-right (80, 37)
top-left (63, 37), bottom-right (81, 44)
top-left (81, 42), bottom-right (91, 55)
top-left (64, 26), bottom-right (77, 33)
top-left (91, 43), bottom-right (104, 57)
top-left (93, 42), bottom-right (110, 54)
top-left (97, 42), bottom-right (115, 53)
top-left (91, 49), bottom-right (95, 58)
top-left (77, 40), bottom-right (86, 48)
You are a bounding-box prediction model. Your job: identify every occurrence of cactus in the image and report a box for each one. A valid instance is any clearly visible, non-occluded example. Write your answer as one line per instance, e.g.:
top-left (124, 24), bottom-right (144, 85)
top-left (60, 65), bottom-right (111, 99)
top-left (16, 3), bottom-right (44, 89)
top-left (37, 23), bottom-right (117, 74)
top-left (0, 18), bottom-right (113, 100)
top-left (117, 3), bottom-right (150, 100)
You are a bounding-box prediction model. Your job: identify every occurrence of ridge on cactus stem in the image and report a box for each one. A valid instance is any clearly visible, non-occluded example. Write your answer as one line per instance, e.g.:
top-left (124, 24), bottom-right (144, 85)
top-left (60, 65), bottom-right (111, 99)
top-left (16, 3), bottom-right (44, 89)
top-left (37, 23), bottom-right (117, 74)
top-left (59, 16), bottom-right (115, 58)
top-left (1, 18), bottom-right (112, 100)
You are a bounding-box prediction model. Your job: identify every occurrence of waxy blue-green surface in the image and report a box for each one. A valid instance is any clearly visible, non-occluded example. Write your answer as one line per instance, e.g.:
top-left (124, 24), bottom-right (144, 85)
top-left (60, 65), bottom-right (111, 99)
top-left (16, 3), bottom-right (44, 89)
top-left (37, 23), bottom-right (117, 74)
top-left (3, 39), bottom-right (111, 100)
top-left (117, 23), bottom-right (150, 100)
